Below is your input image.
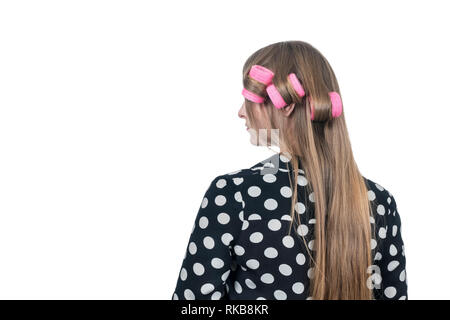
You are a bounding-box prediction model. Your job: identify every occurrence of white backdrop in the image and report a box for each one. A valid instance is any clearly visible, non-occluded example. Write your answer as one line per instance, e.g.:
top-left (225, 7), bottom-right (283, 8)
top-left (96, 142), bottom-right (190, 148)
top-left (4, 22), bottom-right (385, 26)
top-left (0, 0), bottom-right (448, 299)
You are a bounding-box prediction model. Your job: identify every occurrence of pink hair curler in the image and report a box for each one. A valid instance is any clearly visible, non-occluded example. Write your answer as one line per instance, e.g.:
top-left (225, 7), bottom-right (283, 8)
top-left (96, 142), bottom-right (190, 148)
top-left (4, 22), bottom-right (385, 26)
top-left (266, 73), bottom-right (306, 109)
top-left (288, 73), bottom-right (305, 97)
top-left (329, 91), bottom-right (342, 118)
top-left (249, 65), bottom-right (274, 85)
top-left (242, 88), bottom-right (265, 103)
top-left (266, 83), bottom-right (287, 109)
top-left (310, 91), bottom-right (343, 120)
top-left (242, 65), bottom-right (275, 103)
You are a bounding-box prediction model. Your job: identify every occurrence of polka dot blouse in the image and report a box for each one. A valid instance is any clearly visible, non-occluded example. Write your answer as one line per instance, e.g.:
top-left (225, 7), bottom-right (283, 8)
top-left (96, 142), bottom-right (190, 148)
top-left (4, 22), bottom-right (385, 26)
top-left (171, 152), bottom-right (408, 300)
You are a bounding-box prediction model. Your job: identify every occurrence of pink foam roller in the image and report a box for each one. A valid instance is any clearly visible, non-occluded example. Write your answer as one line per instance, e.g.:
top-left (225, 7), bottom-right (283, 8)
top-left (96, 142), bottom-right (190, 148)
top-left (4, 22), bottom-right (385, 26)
top-left (266, 84), bottom-right (287, 109)
top-left (242, 88), bottom-right (265, 103)
top-left (249, 65), bottom-right (274, 85)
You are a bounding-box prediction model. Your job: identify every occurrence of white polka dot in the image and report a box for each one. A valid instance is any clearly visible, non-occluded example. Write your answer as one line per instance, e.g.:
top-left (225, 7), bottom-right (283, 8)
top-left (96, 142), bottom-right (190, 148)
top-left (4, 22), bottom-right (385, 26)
top-left (280, 186), bottom-right (292, 198)
top-left (199, 216), bottom-right (208, 229)
top-left (268, 219), bottom-right (282, 231)
top-left (279, 264), bottom-right (292, 276)
top-left (248, 186), bottom-right (261, 197)
top-left (281, 215), bottom-right (292, 221)
top-left (297, 175), bottom-right (308, 186)
top-left (264, 247), bottom-right (278, 259)
top-left (274, 289), bottom-right (287, 300)
top-left (292, 282), bottom-right (304, 294)
top-left (263, 174), bottom-right (277, 183)
top-left (201, 283), bottom-right (215, 295)
top-left (215, 195), bottom-right (227, 206)
top-left (256, 297), bottom-right (266, 300)
top-left (280, 153), bottom-right (291, 163)
top-left (368, 190), bottom-right (376, 201)
top-left (308, 240), bottom-right (315, 250)
top-left (217, 212), bottom-right (230, 224)
top-left (234, 191), bottom-right (242, 202)
top-left (193, 263), bottom-right (205, 276)
top-left (282, 235), bottom-right (295, 248)
top-left (211, 291), bottom-right (222, 300)
top-left (173, 293), bottom-right (179, 300)
top-left (371, 238), bottom-right (377, 250)
top-left (392, 225), bottom-right (398, 237)
top-left (399, 270), bottom-right (406, 282)
top-left (264, 198), bottom-right (278, 210)
top-left (216, 179), bottom-right (227, 188)
top-left (307, 268), bottom-right (314, 279)
top-left (211, 257), bottom-right (224, 269)
top-left (246, 259), bottom-right (260, 270)
top-left (250, 232), bottom-right (264, 243)
top-left (370, 216), bottom-right (375, 224)
top-left (234, 245), bottom-right (245, 256)
top-left (384, 286), bottom-right (397, 298)
top-left (188, 242), bottom-right (197, 255)
top-left (248, 213), bottom-right (262, 220)
top-left (184, 289), bottom-right (195, 300)
top-left (399, 295), bottom-right (406, 300)
top-left (296, 253), bottom-right (306, 265)
top-left (389, 244), bottom-right (398, 256)
top-left (374, 252), bottom-right (382, 261)
top-left (241, 220), bottom-right (249, 230)
top-left (245, 279), bottom-right (257, 289)
top-left (233, 177), bottom-right (244, 185)
top-left (372, 273), bottom-right (382, 286)
top-left (377, 204), bottom-right (385, 215)
top-left (388, 260), bottom-right (400, 271)
top-left (261, 273), bottom-right (274, 284)
top-left (203, 236), bottom-right (215, 249)
top-left (297, 224), bottom-right (309, 236)
top-left (221, 270), bottom-right (231, 282)
top-left (180, 268), bottom-right (187, 281)
top-left (295, 202), bottom-right (306, 214)
top-left (201, 197), bottom-right (208, 208)
top-left (378, 227), bottom-right (387, 239)
top-left (234, 281), bottom-right (242, 294)
top-left (309, 192), bottom-right (315, 202)
top-left (221, 233), bottom-right (233, 245)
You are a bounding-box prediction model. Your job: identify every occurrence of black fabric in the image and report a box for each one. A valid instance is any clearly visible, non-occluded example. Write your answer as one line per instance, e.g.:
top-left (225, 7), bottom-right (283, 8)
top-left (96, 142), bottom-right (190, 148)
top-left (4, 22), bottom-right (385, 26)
top-left (172, 152), bottom-right (408, 300)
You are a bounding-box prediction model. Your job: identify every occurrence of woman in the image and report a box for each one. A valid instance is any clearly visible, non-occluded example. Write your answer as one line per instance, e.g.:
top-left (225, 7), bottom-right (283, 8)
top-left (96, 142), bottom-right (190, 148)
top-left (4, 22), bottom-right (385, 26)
top-left (171, 40), bottom-right (407, 300)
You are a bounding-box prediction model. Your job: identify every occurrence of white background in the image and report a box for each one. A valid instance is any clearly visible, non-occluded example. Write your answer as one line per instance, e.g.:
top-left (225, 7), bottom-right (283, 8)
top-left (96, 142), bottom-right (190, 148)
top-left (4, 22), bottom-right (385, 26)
top-left (0, 0), bottom-right (448, 299)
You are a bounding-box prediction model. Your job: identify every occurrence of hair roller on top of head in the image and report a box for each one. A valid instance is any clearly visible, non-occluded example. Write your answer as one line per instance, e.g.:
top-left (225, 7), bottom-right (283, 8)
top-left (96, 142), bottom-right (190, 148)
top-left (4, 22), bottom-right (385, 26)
top-left (309, 91), bottom-right (343, 120)
top-left (249, 65), bottom-right (275, 85)
top-left (266, 72), bottom-right (306, 109)
top-left (266, 83), bottom-right (287, 109)
top-left (288, 73), bottom-right (305, 97)
top-left (328, 91), bottom-right (343, 118)
top-left (242, 65), bottom-right (275, 103)
top-left (241, 88), bottom-right (265, 103)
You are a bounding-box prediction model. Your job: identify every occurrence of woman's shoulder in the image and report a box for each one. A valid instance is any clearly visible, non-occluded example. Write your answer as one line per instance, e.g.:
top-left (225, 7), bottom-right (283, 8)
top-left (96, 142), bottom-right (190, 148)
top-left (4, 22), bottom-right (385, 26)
top-left (208, 154), bottom-right (285, 188)
top-left (363, 176), bottom-right (397, 212)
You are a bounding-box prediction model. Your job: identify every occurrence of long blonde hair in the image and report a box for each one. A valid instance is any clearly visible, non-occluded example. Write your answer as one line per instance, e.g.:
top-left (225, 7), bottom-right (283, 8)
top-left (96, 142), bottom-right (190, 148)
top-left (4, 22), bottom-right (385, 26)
top-left (242, 41), bottom-right (375, 299)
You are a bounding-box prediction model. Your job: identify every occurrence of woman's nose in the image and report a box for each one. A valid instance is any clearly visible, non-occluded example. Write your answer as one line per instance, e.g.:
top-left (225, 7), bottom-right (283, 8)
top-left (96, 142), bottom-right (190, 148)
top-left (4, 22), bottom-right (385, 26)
top-left (238, 103), bottom-right (246, 118)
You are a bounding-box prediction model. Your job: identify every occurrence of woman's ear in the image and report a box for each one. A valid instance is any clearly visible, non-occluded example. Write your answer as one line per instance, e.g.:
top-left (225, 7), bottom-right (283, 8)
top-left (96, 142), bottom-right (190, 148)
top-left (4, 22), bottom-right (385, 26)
top-left (281, 103), bottom-right (295, 117)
